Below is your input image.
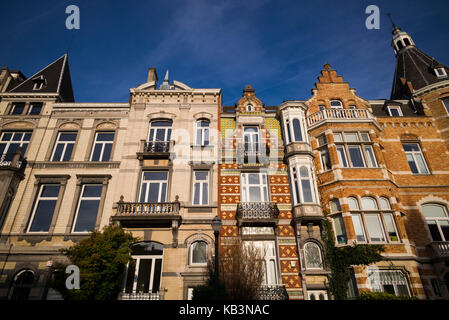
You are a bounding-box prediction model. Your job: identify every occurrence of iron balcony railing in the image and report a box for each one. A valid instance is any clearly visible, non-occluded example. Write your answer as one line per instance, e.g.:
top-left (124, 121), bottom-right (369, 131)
top-left (306, 108), bottom-right (374, 127)
top-left (144, 141), bottom-right (171, 153)
top-left (120, 291), bottom-right (165, 300)
top-left (257, 284), bottom-right (288, 300)
top-left (426, 241), bottom-right (449, 258)
top-left (116, 201), bottom-right (180, 216)
top-left (236, 142), bottom-right (269, 164)
top-left (236, 202), bottom-right (280, 220)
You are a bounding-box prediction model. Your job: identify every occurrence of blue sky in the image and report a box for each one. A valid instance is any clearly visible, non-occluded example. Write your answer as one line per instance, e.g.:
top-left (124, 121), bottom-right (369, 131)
top-left (1, 0), bottom-right (448, 105)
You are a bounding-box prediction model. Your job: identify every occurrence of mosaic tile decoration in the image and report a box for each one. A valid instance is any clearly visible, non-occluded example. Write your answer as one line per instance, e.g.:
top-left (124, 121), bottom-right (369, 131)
top-left (264, 118), bottom-right (282, 137)
top-left (221, 118), bottom-right (236, 139)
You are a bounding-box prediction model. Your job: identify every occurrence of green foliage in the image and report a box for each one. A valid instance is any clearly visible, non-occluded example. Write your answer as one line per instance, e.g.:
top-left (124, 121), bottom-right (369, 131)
top-left (359, 291), bottom-right (418, 300)
top-left (50, 224), bottom-right (137, 300)
top-left (322, 217), bottom-right (385, 300)
top-left (192, 257), bottom-right (228, 300)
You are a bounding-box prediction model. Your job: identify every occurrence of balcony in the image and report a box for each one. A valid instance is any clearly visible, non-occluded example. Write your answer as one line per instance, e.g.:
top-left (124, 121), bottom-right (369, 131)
top-left (137, 140), bottom-right (174, 160)
top-left (119, 291), bottom-right (165, 300)
top-left (236, 202), bottom-right (279, 226)
top-left (257, 285), bottom-right (288, 300)
top-left (426, 241), bottom-right (449, 259)
top-left (111, 196), bottom-right (181, 227)
top-left (236, 142), bottom-right (269, 165)
top-left (306, 108), bottom-right (376, 129)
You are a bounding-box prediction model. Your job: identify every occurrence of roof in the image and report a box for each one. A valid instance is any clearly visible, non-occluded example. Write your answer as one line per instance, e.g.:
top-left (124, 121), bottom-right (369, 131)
top-left (391, 46), bottom-right (449, 99)
top-left (9, 54), bottom-right (75, 102)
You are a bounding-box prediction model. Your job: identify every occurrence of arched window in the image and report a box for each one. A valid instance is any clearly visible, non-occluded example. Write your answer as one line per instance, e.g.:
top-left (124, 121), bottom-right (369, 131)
top-left (292, 118), bottom-right (303, 142)
top-left (195, 119), bottom-right (210, 146)
top-left (397, 41), bottom-right (404, 50)
top-left (361, 197), bottom-right (378, 210)
top-left (9, 270), bottom-right (35, 300)
top-left (300, 166), bottom-right (313, 203)
top-left (123, 242), bottom-right (164, 297)
top-left (148, 120), bottom-right (172, 142)
top-left (403, 38), bottom-right (411, 46)
top-left (422, 204), bottom-right (449, 242)
top-left (379, 197), bottom-right (391, 210)
top-left (348, 197), bottom-right (359, 210)
top-left (304, 242), bottom-right (323, 269)
top-left (190, 241), bottom-right (208, 265)
top-left (247, 104), bottom-right (253, 111)
top-left (330, 100), bottom-right (343, 108)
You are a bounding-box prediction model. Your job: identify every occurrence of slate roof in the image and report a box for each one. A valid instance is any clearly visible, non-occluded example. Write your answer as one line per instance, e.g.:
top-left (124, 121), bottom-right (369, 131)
top-left (9, 54), bottom-right (75, 102)
top-left (391, 46), bottom-right (449, 100)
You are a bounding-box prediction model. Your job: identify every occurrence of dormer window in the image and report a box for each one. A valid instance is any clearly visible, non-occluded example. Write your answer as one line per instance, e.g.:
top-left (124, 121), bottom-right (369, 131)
top-left (434, 68), bottom-right (447, 78)
top-left (330, 100), bottom-right (343, 109)
top-left (32, 75), bottom-right (46, 91)
top-left (387, 105), bottom-right (403, 117)
top-left (247, 104), bottom-right (253, 111)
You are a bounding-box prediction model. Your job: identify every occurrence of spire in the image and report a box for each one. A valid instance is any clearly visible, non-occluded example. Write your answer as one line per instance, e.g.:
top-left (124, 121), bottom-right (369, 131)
top-left (390, 23), bottom-right (449, 99)
top-left (158, 69), bottom-right (171, 90)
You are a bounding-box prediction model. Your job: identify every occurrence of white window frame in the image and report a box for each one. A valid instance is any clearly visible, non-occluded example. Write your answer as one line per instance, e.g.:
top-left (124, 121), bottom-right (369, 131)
top-left (28, 102), bottom-right (43, 115)
top-left (33, 82), bottom-right (44, 90)
top-left (27, 184), bottom-right (60, 233)
top-left (334, 131), bottom-right (378, 168)
top-left (9, 102), bottom-right (25, 115)
top-left (240, 172), bottom-right (269, 203)
top-left (195, 119), bottom-right (210, 146)
top-left (192, 170), bottom-right (210, 205)
top-left (243, 127), bottom-right (260, 153)
top-left (402, 143), bottom-right (429, 174)
top-left (387, 106), bottom-right (403, 117)
top-left (368, 269), bottom-right (411, 297)
top-left (124, 254), bottom-right (163, 294)
top-left (71, 184), bottom-right (102, 233)
top-left (245, 241), bottom-right (278, 286)
top-left (291, 166), bottom-right (316, 204)
top-left (330, 100), bottom-right (343, 108)
top-left (51, 132), bottom-right (77, 162)
top-left (148, 120), bottom-right (172, 142)
top-left (434, 68), bottom-right (447, 78)
top-left (332, 214), bottom-right (348, 245)
top-left (0, 131), bottom-right (31, 157)
top-left (303, 242), bottom-right (323, 270)
top-left (422, 204), bottom-right (449, 242)
top-left (89, 132), bottom-right (115, 162)
top-left (139, 171), bottom-right (169, 203)
top-left (441, 99), bottom-right (449, 115)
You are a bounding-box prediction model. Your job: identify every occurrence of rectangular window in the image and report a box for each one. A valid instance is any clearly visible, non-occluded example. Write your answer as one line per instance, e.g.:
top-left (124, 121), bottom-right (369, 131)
top-left (368, 270), bottom-right (410, 297)
top-left (9, 102), bottom-right (25, 115)
top-left (403, 143), bottom-right (429, 174)
top-left (90, 132), bottom-right (114, 162)
top-left (388, 106), bottom-right (403, 117)
top-left (192, 171), bottom-right (209, 205)
top-left (348, 146), bottom-right (365, 167)
top-left (364, 145), bottom-right (377, 167)
top-left (383, 213), bottom-right (399, 242)
top-left (360, 132), bottom-right (370, 142)
top-left (319, 149), bottom-right (332, 171)
top-left (365, 214), bottom-right (386, 242)
top-left (51, 132), bottom-right (77, 161)
top-left (28, 102), bottom-right (43, 115)
top-left (333, 215), bottom-right (347, 244)
top-left (344, 133), bottom-right (359, 142)
top-left (28, 184), bottom-right (60, 232)
top-left (336, 146), bottom-right (348, 167)
top-left (139, 171), bottom-right (168, 203)
top-left (0, 131), bottom-right (31, 161)
top-left (241, 173), bottom-right (268, 202)
top-left (352, 214), bottom-right (366, 242)
top-left (72, 185), bottom-right (102, 233)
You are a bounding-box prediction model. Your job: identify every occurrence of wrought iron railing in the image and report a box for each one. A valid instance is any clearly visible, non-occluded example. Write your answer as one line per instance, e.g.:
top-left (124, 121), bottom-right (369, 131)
top-left (144, 141), bottom-right (171, 153)
top-left (257, 285), bottom-right (288, 300)
top-left (236, 143), bottom-right (269, 164)
top-left (120, 291), bottom-right (164, 300)
top-left (427, 241), bottom-right (449, 258)
top-left (116, 201), bottom-right (180, 216)
top-left (236, 202), bottom-right (279, 220)
top-left (306, 108), bottom-right (374, 127)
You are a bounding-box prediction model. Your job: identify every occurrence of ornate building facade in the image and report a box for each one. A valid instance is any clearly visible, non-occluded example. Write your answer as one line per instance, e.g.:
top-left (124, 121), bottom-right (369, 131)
top-left (0, 23), bottom-right (448, 300)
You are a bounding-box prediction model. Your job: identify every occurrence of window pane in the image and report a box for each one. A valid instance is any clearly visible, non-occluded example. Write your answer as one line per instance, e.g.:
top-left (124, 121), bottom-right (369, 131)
top-left (365, 214), bottom-right (385, 242)
top-left (348, 146), bottom-right (365, 167)
top-left (83, 185), bottom-right (102, 197)
top-left (62, 144), bottom-right (74, 161)
top-left (248, 174), bottom-right (260, 185)
top-left (422, 204), bottom-right (447, 218)
top-left (29, 200), bottom-right (57, 232)
top-left (196, 129), bottom-right (202, 145)
top-left (202, 183), bottom-right (208, 205)
top-left (292, 119), bottom-right (303, 141)
top-left (333, 133), bottom-right (342, 142)
top-left (195, 171), bottom-right (208, 180)
top-left (337, 146), bottom-right (348, 167)
top-left (41, 185), bottom-right (60, 198)
top-left (348, 197), bottom-right (359, 210)
top-left (193, 183), bottom-right (200, 205)
top-left (91, 144), bottom-right (102, 161)
top-left (427, 220), bottom-right (443, 241)
top-left (301, 179), bottom-right (313, 203)
top-left (317, 135), bottom-right (327, 146)
top-left (384, 213), bottom-right (399, 242)
top-left (333, 216), bottom-right (347, 244)
top-left (304, 242), bottom-right (322, 269)
top-left (249, 187), bottom-right (261, 202)
top-left (11, 103), bottom-right (25, 114)
top-left (379, 198), bottom-right (391, 210)
top-left (192, 242), bottom-right (207, 264)
top-left (148, 183), bottom-right (160, 203)
top-left (440, 220), bottom-right (449, 241)
top-left (101, 143), bottom-right (112, 161)
top-left (443, 100), bottom-right (449, 114)
top-left (144, 172), bottom-right (168, 181)
top-left (136, 259), bottom-right (152, 293)
top-left (330, 200), bottom-right (341, 213)
top-left (414, 154), bottom-right (429, 174)
top-left (160, 183), bottom-right (167, 202)
top-left (330, 100), bottom-right (342, 108)
top-left (403, 143), bottom-right (419, 152)
top-left (152, 259), bottom-right (162, 293)
top-left (352, 214), bottom-right (366, 242)
top-left (406, 154), bottom-right (419, 174)
top-left (29, 104), bottom-right (42, 115)
top-left (74, 199), bottom-right (100, 232)
top-left (151, 121), bottom-right (172, 127)
top-left (125, 259), bottom-right (136, 293)
top-left (361, 133), bottom-right (370, 142)
top-left (345, 133), bottom-right (359, 142)
top-left (389, 108), bottom-right (400, 116)
top-left (320, 149), bottom-right (331, 170)
top-left (364, 146), bottom-right (377, 167)
top-left (97, 133), bottom-right (114, 141)
top-left (139, 184), bottom-right (147, 202)
top-left (361, 197), bottom-right (378, 210)
top-left (59, 133), bottom-right (77, 141)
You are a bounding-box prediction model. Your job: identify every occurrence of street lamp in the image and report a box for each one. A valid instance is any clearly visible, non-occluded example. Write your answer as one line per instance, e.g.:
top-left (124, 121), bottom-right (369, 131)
top-left (211, 215), bottom-right (222, 299)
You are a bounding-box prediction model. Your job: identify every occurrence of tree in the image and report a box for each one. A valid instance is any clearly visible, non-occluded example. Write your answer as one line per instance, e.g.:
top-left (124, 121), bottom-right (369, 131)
top-left (322, 217), bottom-right (384, 300)
top-left (50, 224), bottom-right (137, 300)
top-left (192, 239), bottom-right (266, 300)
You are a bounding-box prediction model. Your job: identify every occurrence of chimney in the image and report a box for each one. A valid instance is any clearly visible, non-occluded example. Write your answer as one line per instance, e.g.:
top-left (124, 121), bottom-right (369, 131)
top-left (147, 68), bottom-right (158, 84)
